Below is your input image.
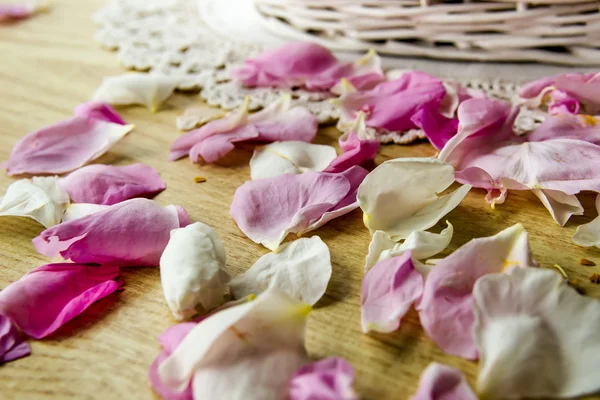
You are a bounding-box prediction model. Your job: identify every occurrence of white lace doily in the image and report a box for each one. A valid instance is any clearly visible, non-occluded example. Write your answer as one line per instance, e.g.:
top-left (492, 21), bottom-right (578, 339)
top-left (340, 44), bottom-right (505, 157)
top-left (94, 0), bottom-right (544, 141)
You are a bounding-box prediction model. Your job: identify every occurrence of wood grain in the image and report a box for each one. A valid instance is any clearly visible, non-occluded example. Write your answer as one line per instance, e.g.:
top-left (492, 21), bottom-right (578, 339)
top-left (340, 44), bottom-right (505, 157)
top-left (1, 1), bottom-right (600, 399)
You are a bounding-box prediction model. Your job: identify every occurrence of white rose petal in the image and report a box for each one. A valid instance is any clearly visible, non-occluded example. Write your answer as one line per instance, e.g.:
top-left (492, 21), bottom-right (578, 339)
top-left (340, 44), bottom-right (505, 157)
top-left (0, 177), bottom-right (69, 228)
top-left (160, 222), bottom-right (230, 320)
top-left (230, 236), bottom-right (331, 305)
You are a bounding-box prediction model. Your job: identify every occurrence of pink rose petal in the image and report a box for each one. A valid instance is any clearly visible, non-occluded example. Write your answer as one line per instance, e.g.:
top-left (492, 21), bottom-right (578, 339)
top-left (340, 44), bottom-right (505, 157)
top-left (232, 42), bottom-right (339, 88)
top-left (411, 105), bottom-right (459, 151)
top-left (416, 224), bottom-right (535, 359)
top-left (527, 112), bottom-right (600, 144)
top-left (520, 73), bottom-right (600, 114)
top-left (343, 73), bottom-right (446, 132)
top-left (288, 357), bottom-right (358, 400)
top-left (0, 314), bottom-right (30, 364)
top-left (361, 251), bottom-right (424, 334)
top-left (4, 116), bottom-right (133, 176)
top-left (33, 198), bottom-right (190, 266)
top-left (170, 96), bottom-right (317, 164)
top-left (149, 322), bottom-right (197, 400)
top-left (59, 163), bottom-right (166, 205)
top-left (0, 264), bottom-right (121, 339)
top-left (73, 102), bottom-right (127, 125)
top-left (0, 4), bottom-right (36, 21)
top-left (324, 132), bottom-right (379, 173)
top-left (231, 166), bottom-right (367, 251)
top-left (410, 363), bottom-right (477, 400)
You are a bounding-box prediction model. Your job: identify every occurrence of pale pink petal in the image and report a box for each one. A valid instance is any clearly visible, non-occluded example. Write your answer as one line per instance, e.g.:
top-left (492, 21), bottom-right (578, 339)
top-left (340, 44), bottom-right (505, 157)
top-left (149, 322), bottom-right (197, 400)
top-left (416, 224), bottom-right (536, 359)
top-left (171, 96), bottom-right (317, 164)
top-left (520, 73), bottom-right (600, 114)
top-left (0, 1), bottom-right (46, 21)
top-left (519, 75), bottom-right (558, 99)
top-left (547, 90), bottom-right (580, 115)
top-left (526, 112), bottom-right (600, 144)
top-left (554, 72), bottom-right (600, 110)
top-left (289, 357), bottom-right (358, 400)
top-left (361, 251), bottom-right (423, 334)
top-left (0, 314), bottom-right (30, 364)
top-left (410, 363), bottom-right (477, 400)
top-left (231, 166), bottom-right (367, 251)
top-left (4, 117), bottom-right (134, 175)
top-left (169, 101), bottom-right (250, 161)
top-left (324, 132), bottom-right (379, 173)
top-left (59, 163), bottom-right (165, 205)
top-left (232, 42), bottom-right (339, 88)
top-left (33, 198), bottom-right (190, 266)
top-left (308, 49), bottom-right (384, 92)
top-left (248, 94), bottom-right (318, 143)
top-left (0, 264), bottom-right (120, 339)
top-left (73, 102), bottom-right (127, 125)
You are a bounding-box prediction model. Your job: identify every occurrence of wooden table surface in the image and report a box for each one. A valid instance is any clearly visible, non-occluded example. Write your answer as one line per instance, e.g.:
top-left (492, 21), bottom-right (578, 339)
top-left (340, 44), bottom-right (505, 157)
top-left (1, 1), bottom-right (600, 399)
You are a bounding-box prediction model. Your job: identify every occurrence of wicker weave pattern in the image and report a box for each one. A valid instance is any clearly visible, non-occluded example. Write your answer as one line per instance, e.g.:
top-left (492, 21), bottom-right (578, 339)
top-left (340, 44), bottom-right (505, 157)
top-left (254, 0), bottom-right (600, 65)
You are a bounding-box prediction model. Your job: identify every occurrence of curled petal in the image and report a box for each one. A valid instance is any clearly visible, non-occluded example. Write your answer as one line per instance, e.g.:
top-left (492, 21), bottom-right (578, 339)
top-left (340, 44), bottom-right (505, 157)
top-left (158, 288), bottom-right (309, 400)
top-left (92, 73), bottom-right (180, 112)
top-left (572, 193), bottom-right (600, 248)
top-left (0, 314), bottom-right (30, 364)
top-left (230, 236), bottom-right (331, 305)
top-left (410, 363), bottom-right (477, 400)
top-left (324, 131), bottom-right (379, 174)
top-left (250, 141), bottom-right (337, 180)
top-left (361, 251), bottom-right (423, 333)
top-left (365, 221), bottom-right (453, 271)
top-left (231, 166), bottom-right (367, 251)
top-left (59, 163), bottom-right (165, 205)
top-left (176, 108), bottom-right (224, 131)
top-left (289, 357), bottom-right (358, 400)
top-left (4, 117), bottom-right (134, 176)
top-left (160, 223), bottom-right (230, 320)
top-left (0, 176), bottom-right (69, 228)
top-left (73, 102), bottom-right (126, 125)
top-left (309, 49), bottom-right (385, 92)
top-left (473, 267), bottom-right (600, 399)
top-left (358, 157), bottom-right (469, 240)
top-left (0, 263), bottom-right (121, 339)
top-left (33, 198), bottom-right (190, 266)
top-left (416, 224), bottom-right (536, 359)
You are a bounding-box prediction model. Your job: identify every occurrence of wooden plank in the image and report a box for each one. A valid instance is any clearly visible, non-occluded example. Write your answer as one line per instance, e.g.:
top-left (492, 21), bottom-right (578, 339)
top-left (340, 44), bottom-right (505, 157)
top-left (1, 1), bottom-right (599, 399)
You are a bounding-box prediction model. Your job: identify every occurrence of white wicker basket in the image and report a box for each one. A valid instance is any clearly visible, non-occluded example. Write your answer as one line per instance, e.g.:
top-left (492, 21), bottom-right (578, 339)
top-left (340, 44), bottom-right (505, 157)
top-left (253, 0), bottom-right (600, 65)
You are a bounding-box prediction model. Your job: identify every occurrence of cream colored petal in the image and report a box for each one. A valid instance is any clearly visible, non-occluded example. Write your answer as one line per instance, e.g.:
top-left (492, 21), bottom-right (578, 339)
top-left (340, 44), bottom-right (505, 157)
top-left (358, 158), bottom-right (469, 240)
top-left (0, 177), bottom-right (69, 228)
top-left (250, 141), bottom-right (337, 180)
top-left (93, 73), bottom-right (180, 112)
top-left (176, 108), bottom-right (225, 131)
top-left (230, 236), bottom-right (331, 305)
top-left (473, 267), bottom-right (600, 399)
top-left (62, 203), bottom-right (109, 222)
top-left (532, 188), bottom-right (583, 226)
top-left (572, 193), bottom-right (600, 247)
top-left (158, 288), bottom-right (309, 395)
top-left (160, 222), bottom-right (230, 320)
top-left (365, 222), bottom-right (454, 271)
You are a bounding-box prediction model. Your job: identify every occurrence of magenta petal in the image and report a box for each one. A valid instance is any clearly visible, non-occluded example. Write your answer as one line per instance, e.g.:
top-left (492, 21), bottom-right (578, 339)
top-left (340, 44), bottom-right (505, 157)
top-left (361, 251), bottom-right (423, 333)
top-left (149, 322), bottom-right (197, 400)
top-left (4, 116), bottom-right (132, 176)
top-left (340, 72), bottom-right (446, 132)
top-left (288, 357), bottom-right (358, 400)
top-left (0, 264), bottom-right (120, 339)
top-left (73, 102), bottom-right (127, 125)
top-left (59, 163), bottom-right (166, 205)
top-left (324, 132), bottom-right (379, 173)
top-left (0, 314), bottom-right (30, 364)
top-left (231, 166), bottom-right (367, 250)
top-left (547, 90), bottom-right (580, 115)
top-left (33, 198), bottom-right (190, 266)
top-left (410, 363), bottom-right (477, 400)
top-left (411, 105), bottom-right (459, 151)
top-left (231, 42), bottom-right (339, 88)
